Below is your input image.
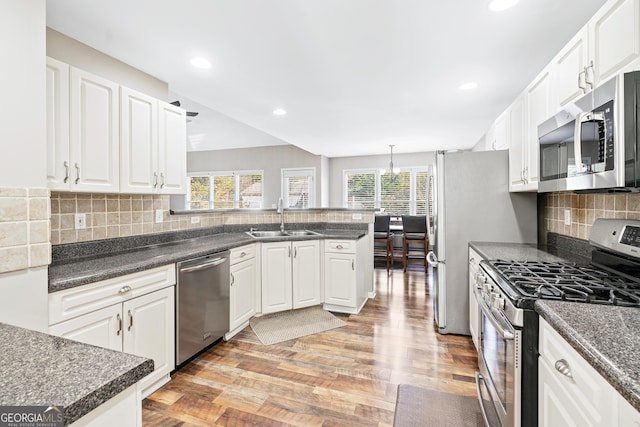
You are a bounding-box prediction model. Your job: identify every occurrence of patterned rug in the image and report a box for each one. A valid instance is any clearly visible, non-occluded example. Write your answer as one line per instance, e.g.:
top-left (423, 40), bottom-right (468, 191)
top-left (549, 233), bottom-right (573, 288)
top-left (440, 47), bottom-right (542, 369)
top-left (249, 305), bottom-right (346, 345)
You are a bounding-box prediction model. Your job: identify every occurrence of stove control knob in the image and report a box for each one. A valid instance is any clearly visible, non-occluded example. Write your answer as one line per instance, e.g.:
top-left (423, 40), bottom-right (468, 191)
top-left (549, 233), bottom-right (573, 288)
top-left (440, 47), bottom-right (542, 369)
top-left (492, 296), bottom-right (505, 310)
top-left (483, 283), bottom-right (493, 293)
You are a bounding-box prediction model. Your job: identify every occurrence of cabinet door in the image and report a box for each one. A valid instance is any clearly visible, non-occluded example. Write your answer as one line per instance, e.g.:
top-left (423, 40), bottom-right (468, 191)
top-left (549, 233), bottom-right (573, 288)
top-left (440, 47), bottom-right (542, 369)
top-left (553, 27), bottom-right (588, 108)
top-left (122, 287), bottom-right (175, 386)
top-left (158, 101), bottom-right (186, 194)
top-left (292, 240), bottom-right (321, 309)
top-left (619, 394), bottom-right (640, 426)
top-left (493, 112), bottom-right (509, 151)
top-left (230, 258), bottom-right (257, 330)
top-left (69, 67), bottom-right (119, 192)
top-left (324, 252), bottom-right (356, 307)
top-left (508, 95), bottom-right (526, 191)
top-left (525, 69), bottom-right (550, 188)
top-left (468, 248), bottom-right (481, 350)
top-left (261, 242), bottom-right (293, 314)
top-left (49, 304), bottom-right (122, 352)
top-left (46, 57), bottom-right (70, 191)
top-left (589, 0), bottom-right (640, 85)
top-left (120, 87), bottom-right (158, 193)
top-left (539, 357), bottom-right (596, 427)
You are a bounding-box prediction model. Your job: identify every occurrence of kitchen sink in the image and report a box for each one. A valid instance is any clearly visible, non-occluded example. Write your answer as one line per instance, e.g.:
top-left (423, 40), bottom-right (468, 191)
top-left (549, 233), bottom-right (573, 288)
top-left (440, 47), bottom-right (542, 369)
top-left (246, 230), bottom-right (321, 238)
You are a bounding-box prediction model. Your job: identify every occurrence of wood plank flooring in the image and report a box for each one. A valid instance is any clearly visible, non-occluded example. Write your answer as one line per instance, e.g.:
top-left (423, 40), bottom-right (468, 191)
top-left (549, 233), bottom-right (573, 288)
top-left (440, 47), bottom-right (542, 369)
top-left (142, 267), bottom-right (479, 426)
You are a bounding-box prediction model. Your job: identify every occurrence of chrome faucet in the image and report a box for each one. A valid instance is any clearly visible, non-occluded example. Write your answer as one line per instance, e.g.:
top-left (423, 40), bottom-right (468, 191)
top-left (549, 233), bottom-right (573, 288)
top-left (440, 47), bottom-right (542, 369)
top-left (277, 197), bottom-right (285, 233)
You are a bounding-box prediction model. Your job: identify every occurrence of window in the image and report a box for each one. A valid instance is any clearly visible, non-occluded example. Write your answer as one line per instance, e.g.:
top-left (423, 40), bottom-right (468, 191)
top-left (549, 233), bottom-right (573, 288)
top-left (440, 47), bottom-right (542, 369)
top-left (186, 171), bottom-right (263, 209)
top-left (343, 167), bottom-right (430, 215)
top-left (282, 168), bottom-right (315, 208)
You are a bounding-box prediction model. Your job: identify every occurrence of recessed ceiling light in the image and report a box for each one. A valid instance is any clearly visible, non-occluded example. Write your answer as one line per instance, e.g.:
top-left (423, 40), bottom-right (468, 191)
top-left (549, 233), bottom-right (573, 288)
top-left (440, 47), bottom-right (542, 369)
top-left (459, 82), bottom-right (479, 91)
top-left (488, 0), bottom-right (520, 12)
top-left (190, 57), bottom-right (211, 69)
top-left (272, 108), bottom-right (287, 116)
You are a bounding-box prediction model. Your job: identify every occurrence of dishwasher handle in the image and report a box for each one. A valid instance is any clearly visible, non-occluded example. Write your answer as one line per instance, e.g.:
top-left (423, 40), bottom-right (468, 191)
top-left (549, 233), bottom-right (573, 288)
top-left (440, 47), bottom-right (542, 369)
top-left (180, 257), bottom-right (226, 274)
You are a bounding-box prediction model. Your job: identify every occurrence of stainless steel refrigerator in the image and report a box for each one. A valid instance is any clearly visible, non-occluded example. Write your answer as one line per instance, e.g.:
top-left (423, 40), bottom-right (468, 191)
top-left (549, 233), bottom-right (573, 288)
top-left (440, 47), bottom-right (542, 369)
top-left (427, 150), bottom-right (537, 335)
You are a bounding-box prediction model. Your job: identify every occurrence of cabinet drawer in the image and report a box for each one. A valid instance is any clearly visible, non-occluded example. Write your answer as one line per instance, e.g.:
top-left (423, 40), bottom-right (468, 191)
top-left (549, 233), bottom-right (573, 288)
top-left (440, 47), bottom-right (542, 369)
top-left (325, 240), bottom-right (356, 254)
top-left (230, 244), bottom-right (256, 265)
top-left (539, 319), bottom-right (617, 424)
top-left (49, 264), bottom-right (176, 325)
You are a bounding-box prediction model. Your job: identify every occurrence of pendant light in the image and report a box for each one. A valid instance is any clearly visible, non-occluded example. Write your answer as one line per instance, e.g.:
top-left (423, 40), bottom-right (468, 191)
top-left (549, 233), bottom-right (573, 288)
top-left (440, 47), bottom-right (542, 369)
top-left (380, 144), bottom-right (400, 175)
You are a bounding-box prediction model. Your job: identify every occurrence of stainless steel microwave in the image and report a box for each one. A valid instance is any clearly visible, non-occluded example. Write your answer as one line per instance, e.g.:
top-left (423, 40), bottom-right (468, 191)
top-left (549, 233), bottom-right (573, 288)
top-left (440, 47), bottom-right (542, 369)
top-left (538, 71), bottom-right (640, 193)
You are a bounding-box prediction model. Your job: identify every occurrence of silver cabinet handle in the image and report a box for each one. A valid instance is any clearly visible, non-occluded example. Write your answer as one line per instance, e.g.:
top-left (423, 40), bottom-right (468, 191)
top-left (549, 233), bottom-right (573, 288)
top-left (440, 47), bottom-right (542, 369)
top-left (116, 313), bottom-right (122, 336)
top-left (469, 257), bottom-right (475, 264)
top-left (578, 68), bottom-right (587, 93)
top-left (294, 247), bottom-right (297, 258)
top-left (160, 172), bottom-right (165, 188)
top-left (63, 161), bottom-right (69, 183)
top-left (127, 309), bottom-right (133, 331)
top-left (230, 272), bottom-right (234, 286)
top-left (585, 60), bottom-right (594, 90)
top-left (118, 286), bottom-right (132, 295)
top-left (74, 163), bottom-right (80, 184)
top-left (555, 359), bottom-right (573, 378)
top-left (336, 244), bottom-right (344, 249)
top-left (180, 257), bottom-right (226, 273)
top-left (240, 251), bottom-right (246, 258)
top-left (288, 246), bottom-right (291, 257)
top-left (352, 259), bottom-right (355, 270)
top-left (153, 172), bottom-right (158, 188)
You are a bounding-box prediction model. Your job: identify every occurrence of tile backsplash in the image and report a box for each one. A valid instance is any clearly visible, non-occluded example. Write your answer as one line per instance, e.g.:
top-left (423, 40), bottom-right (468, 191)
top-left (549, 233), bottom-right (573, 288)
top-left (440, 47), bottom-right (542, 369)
top-left (0, 187), bottom-right (51, 273)
top-left (50, 192), bottom-right (374, 245)
top-left (539, 192), bottom-right (640, 240)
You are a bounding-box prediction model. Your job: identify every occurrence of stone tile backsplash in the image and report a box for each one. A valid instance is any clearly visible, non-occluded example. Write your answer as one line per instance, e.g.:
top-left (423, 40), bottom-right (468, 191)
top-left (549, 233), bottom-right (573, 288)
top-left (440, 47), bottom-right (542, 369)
top-left (50, 192), bottom-right (374, 245)
top-left (539, 192), bottom-right (640, 240)
top-left (0, 187), bottom-right (51, 273)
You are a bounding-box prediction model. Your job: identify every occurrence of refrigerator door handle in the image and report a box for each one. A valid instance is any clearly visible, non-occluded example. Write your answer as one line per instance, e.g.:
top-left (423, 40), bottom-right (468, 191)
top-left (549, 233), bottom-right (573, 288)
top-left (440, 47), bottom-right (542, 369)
top-left (426, 251), bottom-right (440, 267)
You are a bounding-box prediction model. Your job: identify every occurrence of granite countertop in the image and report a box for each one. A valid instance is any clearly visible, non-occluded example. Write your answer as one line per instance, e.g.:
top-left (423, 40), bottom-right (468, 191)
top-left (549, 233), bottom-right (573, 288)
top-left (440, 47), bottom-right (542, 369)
top-left (0, 323), bottom-right (153, 425)
top-left (536, 301), bottom-right (640, 412)
top-left (49, 228), bottom-right (367, 293)
top-left (469, 241), bottom-right (590, 265)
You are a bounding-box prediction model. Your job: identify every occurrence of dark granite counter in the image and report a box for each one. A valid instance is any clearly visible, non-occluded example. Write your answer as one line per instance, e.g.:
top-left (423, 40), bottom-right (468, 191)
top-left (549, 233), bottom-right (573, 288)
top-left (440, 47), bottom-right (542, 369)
top-left (469, 241), bottom-right (591, 266)
top-left (0, 323), bottom-right (153, 425)
top-left (536, 301), bottom-right (640, 412)
top-left (49, 224), bottom-right (367, 293)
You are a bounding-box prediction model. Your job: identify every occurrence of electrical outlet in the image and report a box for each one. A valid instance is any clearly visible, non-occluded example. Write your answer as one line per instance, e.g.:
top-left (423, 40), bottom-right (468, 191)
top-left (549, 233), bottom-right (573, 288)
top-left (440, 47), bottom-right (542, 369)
top-left (155, 209), bottom-right (164, 223)
top-left (564, 209), bottom-right (571, 226)
top-left (74, 213), bottom-right (86, 230)
top-left (352, 213), bottom-right (362, 220)
top-left (191, 216), bottom-right (201, 224)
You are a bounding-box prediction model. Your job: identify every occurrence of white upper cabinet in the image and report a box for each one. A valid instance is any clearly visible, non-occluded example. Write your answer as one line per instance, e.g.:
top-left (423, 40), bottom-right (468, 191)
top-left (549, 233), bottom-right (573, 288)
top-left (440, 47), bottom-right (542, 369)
top-left (508, 94), bottom-right (527, 191)
top-left (493, 111), bottom-right (509, 151)
top-left (69, 67), bottom-right (120, 193)
top-left (120, 87), bottom-right (158, 193)
top-left (46, 57), bottom-right (70, 191)
top-left (552, 0), bottom-right (640, 109)
top-left (157, 101), bottom-right (187, 194)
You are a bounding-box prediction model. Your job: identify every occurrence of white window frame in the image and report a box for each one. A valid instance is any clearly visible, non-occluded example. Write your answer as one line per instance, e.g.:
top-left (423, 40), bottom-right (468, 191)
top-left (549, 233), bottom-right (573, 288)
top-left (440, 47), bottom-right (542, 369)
top-left (186, 170), bottom-right (264, 209)
top-left (281, 167), bottom-right (316, 209)
top-left (343, 166), bottom-right (429, 215)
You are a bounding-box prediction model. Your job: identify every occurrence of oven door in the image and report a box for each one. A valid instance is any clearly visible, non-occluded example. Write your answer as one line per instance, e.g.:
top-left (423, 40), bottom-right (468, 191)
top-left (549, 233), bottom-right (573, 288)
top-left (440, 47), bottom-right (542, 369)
top-left (475, 288), bottom-right (518, 427)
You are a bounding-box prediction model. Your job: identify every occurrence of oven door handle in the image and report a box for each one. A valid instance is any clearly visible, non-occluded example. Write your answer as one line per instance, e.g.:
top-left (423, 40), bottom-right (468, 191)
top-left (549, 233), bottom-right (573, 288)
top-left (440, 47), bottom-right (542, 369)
top-left (475, 372), bottom-right (492, 427)
top-left (474, 287), bottom-right (515, 340)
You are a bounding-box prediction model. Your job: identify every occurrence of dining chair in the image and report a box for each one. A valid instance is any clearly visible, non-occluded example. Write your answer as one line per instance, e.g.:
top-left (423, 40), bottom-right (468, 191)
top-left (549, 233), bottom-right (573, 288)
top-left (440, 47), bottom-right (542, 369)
top-left (401, 215), bottom-right (428, 272)
top-left (373, 215), bottom-right (393, 271)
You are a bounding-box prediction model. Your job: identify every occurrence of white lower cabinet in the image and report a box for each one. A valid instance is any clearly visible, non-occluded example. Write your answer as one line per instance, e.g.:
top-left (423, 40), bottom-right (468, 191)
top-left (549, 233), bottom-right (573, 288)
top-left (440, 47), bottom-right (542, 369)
top-left (261, 240), bottom-right (321, 315)
top-left (468, 247), bottom-right (482, 350)
top-left (227, 244), bottom-right (258, 339)
top-left (69, 385), bottom-right (139, 427)
top-left (49, 265), bottom-right (176, 398)
top-left (323, 238), bottom-right (367, 314)
top-left (538, 318), bottom-right (639, 426)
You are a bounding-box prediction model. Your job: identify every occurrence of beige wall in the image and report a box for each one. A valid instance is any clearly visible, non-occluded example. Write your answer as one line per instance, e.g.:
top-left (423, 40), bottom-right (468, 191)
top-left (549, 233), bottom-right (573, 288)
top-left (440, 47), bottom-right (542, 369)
top-left (539, 192), bottom-right (640, 241)
top-left (186, 145), bottom-right (324, 209)
top-left (46, 28), bottom-right (168, 100)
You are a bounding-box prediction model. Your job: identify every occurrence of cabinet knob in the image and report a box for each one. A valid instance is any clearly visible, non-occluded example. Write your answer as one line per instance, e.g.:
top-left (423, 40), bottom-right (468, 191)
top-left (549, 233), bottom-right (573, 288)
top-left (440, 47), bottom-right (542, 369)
top-left (240, 252), bottom-right (246, 257)
top-left (336, 244), bottom-right (344, 249)
top-left (118, 286), bottom-right (132, 295)
top-left (554, 359), bottom-right (573, 378)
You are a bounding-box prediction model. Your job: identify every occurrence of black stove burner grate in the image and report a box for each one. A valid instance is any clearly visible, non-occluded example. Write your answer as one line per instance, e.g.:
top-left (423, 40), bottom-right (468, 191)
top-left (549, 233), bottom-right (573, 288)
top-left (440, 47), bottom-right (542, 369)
top-left (488, 260), bottom-right (640, 307)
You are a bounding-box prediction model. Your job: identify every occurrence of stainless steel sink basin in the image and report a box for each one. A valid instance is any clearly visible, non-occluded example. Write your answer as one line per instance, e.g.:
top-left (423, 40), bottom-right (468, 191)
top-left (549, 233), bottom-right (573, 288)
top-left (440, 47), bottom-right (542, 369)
top-left (246, 229), bottom-right (321, 238)
top-left (286, 230), bottom-right (320, 236)
top-left (247, 230), bottom-right (288, 238)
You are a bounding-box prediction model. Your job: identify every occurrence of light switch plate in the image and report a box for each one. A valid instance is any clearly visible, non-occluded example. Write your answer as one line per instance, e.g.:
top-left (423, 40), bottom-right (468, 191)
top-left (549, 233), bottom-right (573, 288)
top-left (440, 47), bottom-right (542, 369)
top-left (191, 216), bottom-right (200, 224)
top-left (74, 213), bottom-right (86, 230)
top-left (155, 209), bottom-right (164, 223)
top-left (564, 209), bottom-right (571, 226)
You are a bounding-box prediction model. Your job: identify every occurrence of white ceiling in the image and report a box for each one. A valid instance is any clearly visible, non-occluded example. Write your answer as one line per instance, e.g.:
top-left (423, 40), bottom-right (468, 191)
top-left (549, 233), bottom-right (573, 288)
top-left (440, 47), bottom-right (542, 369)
top-left (46, 0), bottom-right (608, 157)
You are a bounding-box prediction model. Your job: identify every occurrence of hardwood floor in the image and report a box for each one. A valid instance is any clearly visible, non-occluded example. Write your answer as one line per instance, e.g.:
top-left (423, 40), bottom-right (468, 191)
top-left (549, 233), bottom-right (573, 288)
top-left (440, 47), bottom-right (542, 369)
top-left (142, 267), bottom-right (479, 426)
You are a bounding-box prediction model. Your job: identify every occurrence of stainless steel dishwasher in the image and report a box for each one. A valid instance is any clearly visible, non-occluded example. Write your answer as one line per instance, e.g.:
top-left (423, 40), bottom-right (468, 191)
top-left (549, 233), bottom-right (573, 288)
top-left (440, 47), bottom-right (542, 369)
top-left (176, 251), bottom-right (230, 365)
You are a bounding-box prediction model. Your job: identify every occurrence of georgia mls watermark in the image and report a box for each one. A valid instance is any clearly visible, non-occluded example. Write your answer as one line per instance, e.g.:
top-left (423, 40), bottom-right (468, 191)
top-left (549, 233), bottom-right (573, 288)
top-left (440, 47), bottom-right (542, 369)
top-left (0, 406), bottom-right (64, 427)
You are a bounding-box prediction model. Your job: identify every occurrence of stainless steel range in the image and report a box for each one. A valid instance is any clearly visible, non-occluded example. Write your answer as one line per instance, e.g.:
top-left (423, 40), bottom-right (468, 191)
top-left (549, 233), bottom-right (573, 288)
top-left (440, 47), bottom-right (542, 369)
top-left (474, 219), bottom-right (640, 427)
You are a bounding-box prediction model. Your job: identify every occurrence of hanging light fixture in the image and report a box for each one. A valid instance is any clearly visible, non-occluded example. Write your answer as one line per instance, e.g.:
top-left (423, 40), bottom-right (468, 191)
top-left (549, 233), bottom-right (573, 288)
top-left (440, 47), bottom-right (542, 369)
top-left (380, 144), bottom-right (400, 175)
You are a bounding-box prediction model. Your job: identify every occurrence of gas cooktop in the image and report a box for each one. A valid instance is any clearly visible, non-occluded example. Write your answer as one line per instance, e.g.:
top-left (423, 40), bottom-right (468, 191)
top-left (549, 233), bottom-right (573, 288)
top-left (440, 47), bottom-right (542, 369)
top-left (486, 260), bottom-right (640, 307)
